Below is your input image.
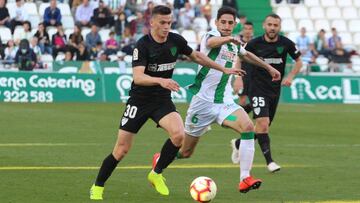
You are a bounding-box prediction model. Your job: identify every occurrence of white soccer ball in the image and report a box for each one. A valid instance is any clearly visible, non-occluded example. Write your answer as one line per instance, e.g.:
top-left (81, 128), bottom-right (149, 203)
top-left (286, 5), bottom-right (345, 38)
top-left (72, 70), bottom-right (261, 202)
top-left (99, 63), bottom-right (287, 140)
top-left (189, 176), bottom-right (217, 202)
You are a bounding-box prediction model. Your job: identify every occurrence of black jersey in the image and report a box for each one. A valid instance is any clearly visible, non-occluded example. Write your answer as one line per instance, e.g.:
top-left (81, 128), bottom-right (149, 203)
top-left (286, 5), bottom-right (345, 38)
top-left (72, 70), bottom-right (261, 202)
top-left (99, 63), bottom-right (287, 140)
top-left (131, 32), bottom-right (193, 99)
top-left (245, 35), bottom-right (300, 96)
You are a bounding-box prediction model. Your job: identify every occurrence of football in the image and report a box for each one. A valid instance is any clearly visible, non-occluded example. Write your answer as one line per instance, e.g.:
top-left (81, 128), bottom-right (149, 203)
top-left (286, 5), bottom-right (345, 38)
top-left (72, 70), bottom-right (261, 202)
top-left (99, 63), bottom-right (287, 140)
top-left (189, 176), bottom-right (217, 202)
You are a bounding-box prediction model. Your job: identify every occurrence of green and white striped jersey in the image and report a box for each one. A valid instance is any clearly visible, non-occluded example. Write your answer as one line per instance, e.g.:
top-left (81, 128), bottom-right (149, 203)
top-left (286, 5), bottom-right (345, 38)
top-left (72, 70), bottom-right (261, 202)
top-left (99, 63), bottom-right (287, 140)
top-left (189, 29), bottom-right (247, 103)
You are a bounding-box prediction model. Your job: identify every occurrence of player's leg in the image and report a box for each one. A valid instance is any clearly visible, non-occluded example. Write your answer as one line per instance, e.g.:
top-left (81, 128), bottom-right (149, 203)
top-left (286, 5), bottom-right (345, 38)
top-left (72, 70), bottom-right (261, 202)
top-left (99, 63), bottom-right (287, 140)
top-left (221, 107), bottom-right (262, 193)
top-left (178, 133), bottom-right (200, 159)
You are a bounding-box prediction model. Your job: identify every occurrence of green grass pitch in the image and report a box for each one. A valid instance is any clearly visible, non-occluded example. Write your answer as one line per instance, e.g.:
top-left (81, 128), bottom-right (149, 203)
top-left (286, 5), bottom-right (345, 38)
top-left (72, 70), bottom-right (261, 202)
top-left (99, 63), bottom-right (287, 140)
top-left (0, 103), bottom-right (359, 203)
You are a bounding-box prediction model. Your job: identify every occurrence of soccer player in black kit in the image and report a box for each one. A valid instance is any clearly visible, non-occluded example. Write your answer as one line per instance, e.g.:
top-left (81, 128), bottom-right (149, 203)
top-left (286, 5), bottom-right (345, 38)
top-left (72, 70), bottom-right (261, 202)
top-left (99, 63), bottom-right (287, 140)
top-left (90, 5), bottom-right (242, 200)
top-left (231, 14), bottom-right (303, 172)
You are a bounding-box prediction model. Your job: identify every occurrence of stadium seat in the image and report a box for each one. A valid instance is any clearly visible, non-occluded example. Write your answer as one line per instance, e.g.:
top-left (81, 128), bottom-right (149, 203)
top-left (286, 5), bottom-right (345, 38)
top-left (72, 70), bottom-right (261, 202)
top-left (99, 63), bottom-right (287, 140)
top-left (197, 30), bottom-right (207, 41)
top-left (0, 27), bottom-right (12, 43)
top-left (170, 29), bottom-right (179, 34)
top-left (337, 0), bottom-right (352, 7)
top-left (40, 54), bottom-right (54, 70)
top-left (55, 53), bottom-right (65, 61)
top-left (342, 7), bottom-right (358, 19)
top-left (276, 6), bottom-right (292, 18)
top-left (293, 6), bottom-right (309, 19)
top-left (315, 56), bottom-right (329, 72)
top-left (209, 18), bottom-right (216, 30)
top-left (304, 0), bottom-right (320, 7)
top-left (271, 0), bottom-right (286, 7)
top-left (281, 19), bottom-right (296, 32)
top-left (39, 3), bottom-right (50, 16)
top-left (6, 2), bottom-right (16, 17)
top-left (326, 7), bottom-right (342, 19)
top-left (64, 29), bottom-right (73, 39)
top-left (28, 15), bottom-right (40, 29)
top-left (353, 33), bottom-right (360, 45)
top-left (58, 3), bottom-right (72, 16)
top-left (315, 19), bottom-right (330, 31)
top-left (339, 32), bottom-right (352, 45)
top-left (355, 0), bottom-right (360, 7)
top-left (193, 17), bottom-right (208, 32)
top-left (181, 30), bottom-right (198, 50)
top-left (297, 19), bottom-right (314, 31)
top-left (24, 2), bottom-right (38, 15)
top-left (320, 0), bottom-right (336, 7)
top-left (62, 16), bottom-right (75, 29)
top-left (286, 31), bottom-right (298, 42)
top-left (81, 28), bottom-right (91, 40)
top-left (309, 7), bottom-right (325, 19)
top-left (13, 26), bottom-right (24, 41)
top-left (348, 20), bottom-right (360, 32)
top-left (331, 20), bottom-right (347, 32)
top-left (99, 29), bottom-right (111, 42)
top-left (47, 27), bottom-right (58, 42)
top-left (351, 56), bottom-right (360, 72)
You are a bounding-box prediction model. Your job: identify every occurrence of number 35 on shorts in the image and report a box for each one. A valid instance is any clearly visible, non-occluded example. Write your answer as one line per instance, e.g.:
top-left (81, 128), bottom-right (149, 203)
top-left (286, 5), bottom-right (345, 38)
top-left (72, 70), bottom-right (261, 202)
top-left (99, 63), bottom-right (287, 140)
top-left (124, 104), bottom-right (138, 119)
top-left (252, 97), bottom-right (265, 107)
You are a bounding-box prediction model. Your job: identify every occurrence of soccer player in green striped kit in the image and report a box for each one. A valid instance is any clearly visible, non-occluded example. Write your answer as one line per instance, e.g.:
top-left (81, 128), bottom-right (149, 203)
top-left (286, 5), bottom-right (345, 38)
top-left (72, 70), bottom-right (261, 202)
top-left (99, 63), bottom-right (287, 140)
top-left (153, 6), bottom-right (281, 193)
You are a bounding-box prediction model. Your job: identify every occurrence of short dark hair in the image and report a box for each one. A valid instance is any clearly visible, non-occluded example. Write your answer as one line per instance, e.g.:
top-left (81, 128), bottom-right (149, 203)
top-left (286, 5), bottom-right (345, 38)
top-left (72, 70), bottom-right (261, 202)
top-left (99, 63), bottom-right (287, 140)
top-left (265, 13), bottom-right (282, 21)
top-left (244, 21), bottom-right (253, 26)
top-left (217, 6), bottom-right (237, 20)
top-left (152, 5), bottom-right (172, 16)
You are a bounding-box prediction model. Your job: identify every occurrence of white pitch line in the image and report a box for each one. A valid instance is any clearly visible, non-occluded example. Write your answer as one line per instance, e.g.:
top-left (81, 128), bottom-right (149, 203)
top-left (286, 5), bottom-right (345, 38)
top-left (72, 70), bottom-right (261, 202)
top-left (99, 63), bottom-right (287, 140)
top-left (0, 164), bottom-right (309, 170)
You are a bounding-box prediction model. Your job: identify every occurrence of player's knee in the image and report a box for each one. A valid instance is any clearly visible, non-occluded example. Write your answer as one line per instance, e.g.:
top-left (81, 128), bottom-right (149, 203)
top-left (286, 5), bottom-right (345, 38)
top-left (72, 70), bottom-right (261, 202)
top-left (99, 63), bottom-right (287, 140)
top-left (170, 129), bottom-right (185, 146)
top-left (113, 145), bottom-right (130, 160)
top-left (256, 120), bottom-right (269, 132)
top-left (243, 122), bottom-right (254, 132)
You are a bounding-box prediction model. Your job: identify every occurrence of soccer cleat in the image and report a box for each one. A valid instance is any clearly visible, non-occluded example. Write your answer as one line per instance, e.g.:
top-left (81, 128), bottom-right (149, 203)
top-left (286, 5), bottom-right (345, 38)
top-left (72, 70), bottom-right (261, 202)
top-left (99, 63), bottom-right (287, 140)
top-left (238, 176), bottom-right (262, 193)
top-left (230, 139), bottom-right (240, 164)
top-left (152, 153), bottom-right (160, 169)
top-left (90, 184), bottom-right (104, 200)
top-left (267, 162), bottom-right (281, 173)
top-left (147, 170), bottom-right (170, 196)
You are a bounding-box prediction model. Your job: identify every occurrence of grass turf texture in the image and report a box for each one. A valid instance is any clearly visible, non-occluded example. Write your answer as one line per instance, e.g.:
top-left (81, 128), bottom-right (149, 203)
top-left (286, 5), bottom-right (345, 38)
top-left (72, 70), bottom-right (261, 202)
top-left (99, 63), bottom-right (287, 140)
top-left (0, 103), bottom-right (359, 203)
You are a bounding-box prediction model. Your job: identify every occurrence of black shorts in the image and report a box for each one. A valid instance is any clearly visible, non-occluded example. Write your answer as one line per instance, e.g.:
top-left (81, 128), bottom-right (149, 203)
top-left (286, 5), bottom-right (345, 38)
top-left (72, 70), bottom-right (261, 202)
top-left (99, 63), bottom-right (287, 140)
top-left (249, 93), bottom-right (280, 124)
top-left (119, 96), bottom-right (177, 133)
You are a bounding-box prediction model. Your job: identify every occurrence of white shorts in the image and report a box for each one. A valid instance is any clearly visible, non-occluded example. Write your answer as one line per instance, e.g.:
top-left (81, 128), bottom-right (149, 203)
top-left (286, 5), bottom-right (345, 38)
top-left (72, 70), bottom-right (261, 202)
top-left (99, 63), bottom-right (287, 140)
top-left (184, 95), bottom-right (242, 137)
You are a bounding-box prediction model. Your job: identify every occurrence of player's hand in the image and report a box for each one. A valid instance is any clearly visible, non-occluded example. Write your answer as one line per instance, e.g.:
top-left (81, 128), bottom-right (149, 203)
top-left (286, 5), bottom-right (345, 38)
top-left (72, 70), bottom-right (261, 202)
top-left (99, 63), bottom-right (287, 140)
top-left (232, 76), bottom-right (244, 94)
top-left (159, 78), bottom-right (180, 92)
top-left (281, 76), bottom-right (293, 86)
top-left (223, 68), bottom-right (246, 76)
top-left (268, 67), bottom-right (281, 81)
top-left (229, 36), bottom-right (241, 45)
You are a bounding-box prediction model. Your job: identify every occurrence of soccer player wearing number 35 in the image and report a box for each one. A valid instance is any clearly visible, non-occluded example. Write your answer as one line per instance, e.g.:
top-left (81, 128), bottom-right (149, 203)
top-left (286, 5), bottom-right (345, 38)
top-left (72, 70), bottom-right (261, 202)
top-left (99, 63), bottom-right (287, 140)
top-left (89, 5), bottom-right (243, 200)
top-left (231, 14), bottom-right (303, 173)
top-left (153, 7), bottom-right (281, 193)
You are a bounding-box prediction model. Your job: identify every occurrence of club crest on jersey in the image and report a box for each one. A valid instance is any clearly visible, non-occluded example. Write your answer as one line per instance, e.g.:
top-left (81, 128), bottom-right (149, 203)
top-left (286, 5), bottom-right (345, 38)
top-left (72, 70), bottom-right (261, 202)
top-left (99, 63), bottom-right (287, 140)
top-left (133, 48), bottom-right (138, 60)
top-left (276, 46), bottom-right (284, 54)
top-left (254, 107), bottom-right (261, 115)
top-left (170, 47), bottom-right (177, 56)
top-left (121, 117), bottom-right (129, 126)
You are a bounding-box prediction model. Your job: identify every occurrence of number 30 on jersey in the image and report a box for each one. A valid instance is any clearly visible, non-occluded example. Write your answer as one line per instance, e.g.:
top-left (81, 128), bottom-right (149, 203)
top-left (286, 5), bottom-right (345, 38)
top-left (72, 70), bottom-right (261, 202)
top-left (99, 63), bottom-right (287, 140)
top-left (124, 105), bottom-right (138, 119)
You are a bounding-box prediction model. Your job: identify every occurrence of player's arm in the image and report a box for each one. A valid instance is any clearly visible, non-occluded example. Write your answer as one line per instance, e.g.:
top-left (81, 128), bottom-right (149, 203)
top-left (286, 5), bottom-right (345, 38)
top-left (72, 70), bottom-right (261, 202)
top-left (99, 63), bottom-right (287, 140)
top-left (132, 66), bottom-right (180, 91)
top-left (188, 50), bottom-right (244, 75)
top-left (239, 51), bottom-right (281, 81)
top-left (282, 57), bottom-right (302, 86)
top-left (207, 36), bottom-right (240, 48)
top-left (232, 58), bottom-right (244, 94)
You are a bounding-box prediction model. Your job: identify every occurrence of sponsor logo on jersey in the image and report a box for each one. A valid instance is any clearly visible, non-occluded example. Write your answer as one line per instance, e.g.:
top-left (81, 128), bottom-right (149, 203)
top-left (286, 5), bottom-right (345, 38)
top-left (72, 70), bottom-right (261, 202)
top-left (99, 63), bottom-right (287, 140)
top-left (121, 117), bottom-right (129, 126)
top-left (276, 46), bottom-right (284, 54)
top-left (264, 58), bottom-right (283, 64)
top-left (170, 47), bottom-right (177, 56)
top-left (254, 107), bottom-right (261, 115)
top-left (220, 49), bottom-right (236, 62)
top-left (147, 62), bottom-right (176, 72)
top-left (133, 48), bottom-right (138, 60)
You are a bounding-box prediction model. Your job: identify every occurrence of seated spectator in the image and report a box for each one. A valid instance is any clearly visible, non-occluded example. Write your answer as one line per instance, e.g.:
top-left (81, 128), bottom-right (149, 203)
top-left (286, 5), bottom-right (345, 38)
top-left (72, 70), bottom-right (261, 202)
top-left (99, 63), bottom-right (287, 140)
top-left (92, 0), bottom-right (113, 28)
top-left (76, 42), bottom-right (90, 60)
top-left (104, 31), bottom-right (118, 56)
top-left (328, 28), bottom-right (342, 50)
top-left (296, 27), bottom-right (315, 64)
top-left (44, 0), bottom-right (62, 27)
top-left (0, 0), bottom-right (11, 28)
top-left (130, 11), bottom-right (147, 41)
top-left (75, 0), bottom-right (94, 27)
top-left (15, 39), bottom-right (37, 71)
top-left (52, 23), bottom-right (67, 58)
top-left (329, 42), bottom-right (352, 72)
top-left (29, 37), bottom-right (42, 69)
top-left (143, 1), bottom-right (154, 31)
top-left (90, 41), bottom-right (103, 60)
top-left (68, 24), bottom-right (83, 56)
top-left (64, 50), bottom-right (73, 61)
top-left (85, 24), bottom-right (102, 55)
top-left (202, 0), bottom-right (212, 25)
top-left (10, 0), bottom-right (28, 33)
top-left (15, 21), bottom-right (32, 43)
top-left (120, 25), bottom-right (135, 55)
top-left (4, 39), bottom-right (18, 64)
top-left (114, 12), bottom-right (128, 39)
top-left (193, 0), bottom-right (202, 17)
top-left (34, 22), bottom-right (52, 54)
top-left (179, 2), bottom-right (195, 30)
top-left (124, 0), bottom-right (137, 17)
top-left (313, 29), bottom-right (330, 58)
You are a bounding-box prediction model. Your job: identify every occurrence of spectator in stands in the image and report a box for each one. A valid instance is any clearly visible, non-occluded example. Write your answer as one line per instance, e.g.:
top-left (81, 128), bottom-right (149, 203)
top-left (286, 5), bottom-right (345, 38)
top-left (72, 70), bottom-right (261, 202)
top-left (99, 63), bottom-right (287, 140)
top-left (29, 37), bottom-right (42, 69)
top-left (104, 31), bottom-right (118, 56)
top-left (103, 0), bottom-right (126, 15)
top-left (92, 0), bottom-right (113, 28)
top-left (64, 50), bottom-right (73, 61)
top-left (10, 0), bottom-right (29, 34)
top-left (233, 15), bottom-right (247, 35)
top-left (143, 1), bottom-right (154, 31)
top-left (202, 0), bottom-right (212, 25)
top-left (44, 0), bottom-right (62, 27)
top-left (124, 0), bottom-right (137, 17)
top-left (15, 21), bottom-right (32, 43)
top-left (114, 11), bottom-right (128, 39)
top-left (178, 2), bottom-right (195, 30)
top-left (34, 22), bottom-right (52, 54)
top-left (0, 37), bottom-right (4, 59)
top-left (120, 25), bottom-right (135, 55)
top-left (130, 11), bottom-right (147, 41)
top-left (329, 41), bottom-right (352, 72)
top-left (85, 24), bottom-right (102, 56)
top-left (52, 23), bottom-right (67, 58)
top-left (313, 29), bottom-right (330, 58)
top-left (76, 42), bottom-right (90, 60)
top-left (193, 0), bottom-right (202, 17)
top-left (15, 39), bottom-right (37, 71)
top-left (75, 0), bottom-right (94, 27)
top-left (97, 50), bottom-right (108, 61)
top-left (0, 0), bottom-right (11, 28)
top-left (328, 28), bottom-right (342, 50)
top-left (68, 24), bottom-right (84, 56)
top-left (296, 27), bottom-right (315, 64)
top-left (4, 39), bottom-right (18, 64)
top-left (173, 0), bottom-right (187, 28)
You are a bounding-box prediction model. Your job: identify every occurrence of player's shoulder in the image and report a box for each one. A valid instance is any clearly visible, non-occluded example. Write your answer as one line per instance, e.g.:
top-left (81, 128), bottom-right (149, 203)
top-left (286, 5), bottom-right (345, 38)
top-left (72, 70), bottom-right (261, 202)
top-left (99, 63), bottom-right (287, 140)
top-left (135, 34), bottom-right (150, 46)
top-left (247, 36), bottom-right (263, 45)
top-left (279, 35), bottom-right (295, 45)
top-left (168, 32), bottom-right (186, 41)
top-left (206, 29), bottom-right (221, 37)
